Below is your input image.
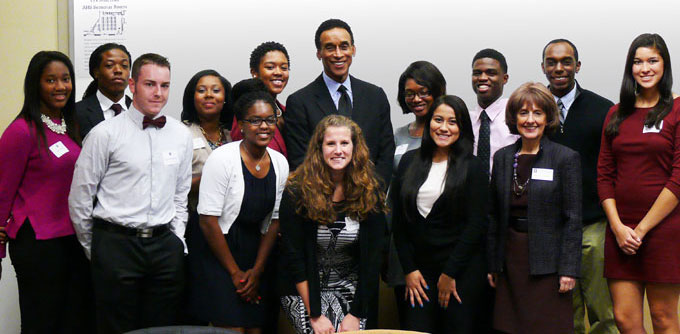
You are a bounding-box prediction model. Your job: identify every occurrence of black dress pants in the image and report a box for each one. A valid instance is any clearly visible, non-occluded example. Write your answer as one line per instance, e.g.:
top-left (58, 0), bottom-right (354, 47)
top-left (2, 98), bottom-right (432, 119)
top-left (8, 221), bottom-right (94, 334)
top-left (91, 221), bottom-right (185, 334)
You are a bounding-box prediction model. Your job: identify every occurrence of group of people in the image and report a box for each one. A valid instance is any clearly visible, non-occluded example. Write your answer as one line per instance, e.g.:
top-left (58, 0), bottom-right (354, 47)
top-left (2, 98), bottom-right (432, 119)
top-left (0, 17), bottom-right (678, 334)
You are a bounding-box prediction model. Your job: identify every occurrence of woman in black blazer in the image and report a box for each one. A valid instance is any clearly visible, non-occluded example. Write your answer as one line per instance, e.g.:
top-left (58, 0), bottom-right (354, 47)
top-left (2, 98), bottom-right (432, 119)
top-left (487, 82), bottom-right (582, 334)
top-left (279, 115), bottom-right (387, 334)
top-left (392, 95), bottom-right (490, 333)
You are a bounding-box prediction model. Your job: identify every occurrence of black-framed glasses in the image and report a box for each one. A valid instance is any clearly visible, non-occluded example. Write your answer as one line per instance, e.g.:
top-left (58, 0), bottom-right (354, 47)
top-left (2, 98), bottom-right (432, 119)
top-left (243, 117), bottom-right (277, 126)
top-left (404, 90), bottom-right (431, 100)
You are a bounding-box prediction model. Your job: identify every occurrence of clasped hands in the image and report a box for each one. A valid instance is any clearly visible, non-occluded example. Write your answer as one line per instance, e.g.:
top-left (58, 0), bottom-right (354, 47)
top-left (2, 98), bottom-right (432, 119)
top-left (612, 223), bottom-right (645, 255)
top-left (488, 273), bottom-right (575, 293)
top-left (230, 267), bottom-right (262, 304)
top-left (405, 270), bottom-right (461, 309)
top-left (310, 313), bottom-right (360, 333)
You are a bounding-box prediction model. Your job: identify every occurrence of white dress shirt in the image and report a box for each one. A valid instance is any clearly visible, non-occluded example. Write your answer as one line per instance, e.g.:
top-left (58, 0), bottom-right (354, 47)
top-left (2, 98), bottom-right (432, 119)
top-left (197, 141), bottom-right (289, 235)
top-left (470, 98), bottom-right (519, 173)
top-left (69, 105), bottom-right (193, 258)
top-left (553, 84), bottom-right (578, 119)
top-left (322, 71), bottom-right (353, 109)
top-left (96, 90), bottom-right (129, 120)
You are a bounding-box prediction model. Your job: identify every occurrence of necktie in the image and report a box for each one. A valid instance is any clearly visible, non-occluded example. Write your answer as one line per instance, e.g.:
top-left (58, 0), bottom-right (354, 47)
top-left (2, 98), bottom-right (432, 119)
top-left (478, 110), bottom-right (491, 176)
top-left (142, 115), bottom-right (166, 129)
top-left (557, 98), bottom-right (566, 124)
top-left (111, 103), bottom-right (123, 116)
top-left (337, 85), bottom-right (352, 117)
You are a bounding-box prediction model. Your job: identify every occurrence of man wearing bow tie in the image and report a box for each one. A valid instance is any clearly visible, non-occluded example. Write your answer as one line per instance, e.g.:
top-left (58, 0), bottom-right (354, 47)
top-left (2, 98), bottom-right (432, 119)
top-left (69, 53), bottom-right (192, 334)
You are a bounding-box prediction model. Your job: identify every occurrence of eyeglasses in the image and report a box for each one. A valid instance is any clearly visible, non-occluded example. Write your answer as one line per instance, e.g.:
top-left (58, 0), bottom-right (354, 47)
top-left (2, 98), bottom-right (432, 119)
top-left (404, 90), bottom-right (431, 100)
top-left (243, 117), bottom-right (277, 126)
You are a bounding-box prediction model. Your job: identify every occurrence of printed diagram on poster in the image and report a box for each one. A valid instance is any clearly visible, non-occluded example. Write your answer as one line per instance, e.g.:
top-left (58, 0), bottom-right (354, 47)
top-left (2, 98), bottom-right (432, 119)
top-left (72, 0), bottom-right (129, 93)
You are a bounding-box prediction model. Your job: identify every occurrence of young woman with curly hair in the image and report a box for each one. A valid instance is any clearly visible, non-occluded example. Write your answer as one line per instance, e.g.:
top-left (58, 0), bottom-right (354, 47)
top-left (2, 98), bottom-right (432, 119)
top-left (279, 115), bottom-right (387, 334)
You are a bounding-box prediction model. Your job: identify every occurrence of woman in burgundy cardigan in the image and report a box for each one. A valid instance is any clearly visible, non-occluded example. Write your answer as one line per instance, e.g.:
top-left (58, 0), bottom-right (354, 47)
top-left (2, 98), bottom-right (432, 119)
top-left (598, 33), bottom-right (680, 334)
top-left (0, 51), bottom-right (93, 333)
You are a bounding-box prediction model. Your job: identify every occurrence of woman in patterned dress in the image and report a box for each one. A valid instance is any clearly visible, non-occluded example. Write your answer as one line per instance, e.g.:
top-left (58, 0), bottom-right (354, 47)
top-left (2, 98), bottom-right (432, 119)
top-left (279, 115), bottom-right (387, 334)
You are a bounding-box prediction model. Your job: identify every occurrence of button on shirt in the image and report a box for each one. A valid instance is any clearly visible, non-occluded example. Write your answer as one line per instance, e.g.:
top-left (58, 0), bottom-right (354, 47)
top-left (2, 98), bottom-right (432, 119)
top-left (96, 90), bottom-right (129, 120)
top-left (470, 98), bottom-right (519, 173)
top-left (69, 105), bottom-right (193, 258)
top-left (322, 71), bottom-right (353, 110)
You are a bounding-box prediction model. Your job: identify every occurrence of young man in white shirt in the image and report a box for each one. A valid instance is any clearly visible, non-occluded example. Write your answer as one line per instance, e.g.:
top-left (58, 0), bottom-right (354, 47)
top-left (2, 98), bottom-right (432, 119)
top-left (69, 53), bottom-right (193, 334)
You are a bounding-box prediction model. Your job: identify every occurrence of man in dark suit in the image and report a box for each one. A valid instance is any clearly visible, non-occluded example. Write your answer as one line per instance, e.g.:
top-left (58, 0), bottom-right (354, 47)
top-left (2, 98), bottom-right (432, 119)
top-left (76, 43), bottom-right (132, 139)
top-left (542, 38), bottom-right (617, 334)
top-left (283, 19), bottom-right (395, 187)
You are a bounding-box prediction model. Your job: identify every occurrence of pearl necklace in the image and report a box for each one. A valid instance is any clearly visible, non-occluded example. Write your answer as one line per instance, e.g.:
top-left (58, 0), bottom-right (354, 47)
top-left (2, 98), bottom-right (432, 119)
top-left (512, 151), bottom-right (530, 196)
top-left (40, 114), bottom-right (67, 135)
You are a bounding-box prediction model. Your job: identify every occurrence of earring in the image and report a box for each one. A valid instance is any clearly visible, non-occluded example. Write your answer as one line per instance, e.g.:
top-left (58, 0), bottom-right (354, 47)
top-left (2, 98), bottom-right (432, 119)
top-left (634, 81), bottom-right (638, 94)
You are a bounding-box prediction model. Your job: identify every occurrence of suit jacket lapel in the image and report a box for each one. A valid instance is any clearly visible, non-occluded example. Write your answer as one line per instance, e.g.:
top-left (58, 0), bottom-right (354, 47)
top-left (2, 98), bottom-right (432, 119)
top-left (348, 75), bottom-right (363, 122)
top-left (312, 74), bottom-right (338, 116)
top-left (85, 95), bottom-right (105, 127)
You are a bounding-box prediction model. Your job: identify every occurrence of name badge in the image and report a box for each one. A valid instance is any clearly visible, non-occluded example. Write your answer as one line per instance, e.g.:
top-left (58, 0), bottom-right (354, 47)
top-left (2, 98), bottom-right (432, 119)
top-left (192, 137), bottom-right (206, 149)
top-left (395, 144), bottom-right (409, 156)
top-left (49, 141), bottom-right (69, 158)
top-left (531, 168), bottom-right (553, 181)
top-left (163, 150), bottom-right (179, 165)
top-left (643, 121), bottom-right (663, 134)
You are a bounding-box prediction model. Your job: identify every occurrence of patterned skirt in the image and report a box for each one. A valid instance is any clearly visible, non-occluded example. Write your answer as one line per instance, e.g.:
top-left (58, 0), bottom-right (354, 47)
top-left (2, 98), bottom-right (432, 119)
top-left (281, 289), bottom-right (366, 334)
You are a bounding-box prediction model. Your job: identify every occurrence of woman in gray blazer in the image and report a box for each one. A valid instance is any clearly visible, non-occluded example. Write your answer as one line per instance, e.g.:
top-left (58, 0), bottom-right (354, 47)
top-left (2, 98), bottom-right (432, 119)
top-left (487, 82), bottom-right (582, 334)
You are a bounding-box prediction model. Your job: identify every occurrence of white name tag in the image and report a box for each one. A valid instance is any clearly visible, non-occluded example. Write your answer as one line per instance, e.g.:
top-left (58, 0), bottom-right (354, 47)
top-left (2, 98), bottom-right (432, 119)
top-left (531, 168), bottom-right (554, 181)
top-left (163, 150), bottom-right (179, 165)
top-left (192, 137), bottom-right (206, 149)
top-left (643, 121), bottom-right (663, 134)
top-left (49, 141), bottom-right (69, 158)
top-left (395, 144), bottom-right (409, 156)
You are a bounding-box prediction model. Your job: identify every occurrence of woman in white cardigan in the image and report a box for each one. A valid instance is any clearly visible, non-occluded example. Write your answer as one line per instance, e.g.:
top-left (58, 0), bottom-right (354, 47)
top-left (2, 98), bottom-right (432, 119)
top-left (190, 91), bottom-right (288, 333)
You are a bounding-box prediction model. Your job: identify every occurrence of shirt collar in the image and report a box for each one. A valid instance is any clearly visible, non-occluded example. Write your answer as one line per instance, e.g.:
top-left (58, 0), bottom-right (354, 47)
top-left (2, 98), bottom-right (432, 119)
top-left (475, 97), bottom-right (507, 122)
top-left (127, 104), bottom-right (165, 129)
top-left (322, 71), bottom-right (352, 96)
top-left (96, 90), bottom-right (128, 112)
top-left (553, 84), bottom-right (578, 111)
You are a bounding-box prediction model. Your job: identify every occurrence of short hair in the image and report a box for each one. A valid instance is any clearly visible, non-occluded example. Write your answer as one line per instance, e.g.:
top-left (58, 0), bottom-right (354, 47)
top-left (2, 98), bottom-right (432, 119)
top-left (315, 19), bottom-right (354, 50)
top-left (180, 69), bottom-right (233, 127)
top-left (505, 82), bottom-right (560, 136)
top-left (249, 41), bottom-right (290, 73)
top-left (231, 78), bottom-right (269, 106)
top-left (84, 43), bottom-right (131, 98)
top-left (397, 61), bottom-right (447, 114)
top-left (542, 39), bottom-right (579, 62)
top-left (472, 48), bottom-right (508, 73)
top-left (131, 53), bottom-right (170, 81)
top-left (233, 91), bottom-right (277, 121)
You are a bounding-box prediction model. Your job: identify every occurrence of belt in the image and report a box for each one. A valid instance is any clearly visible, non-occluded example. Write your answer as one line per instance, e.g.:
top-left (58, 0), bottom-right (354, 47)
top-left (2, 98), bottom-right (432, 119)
top-left (509, 217), bottom-right (528, 233)
top-left (93, 219), bottom-right (170, 239)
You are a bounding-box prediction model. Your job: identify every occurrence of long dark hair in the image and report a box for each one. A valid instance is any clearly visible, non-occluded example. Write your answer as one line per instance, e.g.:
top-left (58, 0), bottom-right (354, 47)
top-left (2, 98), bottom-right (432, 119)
top-left (399, 95), bottom-right (474, 219)
top-left (19, 51), bottom-right (80, 150)
top-left (605, 33), bottom-right (673, 138)
top-left (82, 43), bottom-right (131, 99)
top-left (180, 69), bottom-right (233, 127)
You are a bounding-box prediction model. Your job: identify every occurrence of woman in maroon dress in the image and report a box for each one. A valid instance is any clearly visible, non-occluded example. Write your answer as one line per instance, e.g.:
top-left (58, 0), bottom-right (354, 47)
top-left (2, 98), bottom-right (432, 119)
top-left (598, 33), bottom-right (680, 334)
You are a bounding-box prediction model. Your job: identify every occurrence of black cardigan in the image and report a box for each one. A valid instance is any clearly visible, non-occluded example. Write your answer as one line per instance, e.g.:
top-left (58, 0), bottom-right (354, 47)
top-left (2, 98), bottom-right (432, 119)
top-left (548, 83), bottom-right (613, 224)
top-left (392, 150), bottom-right (489, 279)
top-left (278, 188), bottom-right (386, 319)
top-left (487, 137), bottom-right (583, 277)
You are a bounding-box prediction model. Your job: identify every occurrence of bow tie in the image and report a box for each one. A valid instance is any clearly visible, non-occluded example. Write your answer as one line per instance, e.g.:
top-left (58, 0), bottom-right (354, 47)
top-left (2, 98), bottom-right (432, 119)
top-left (142, 115), bottom-right (166, 129)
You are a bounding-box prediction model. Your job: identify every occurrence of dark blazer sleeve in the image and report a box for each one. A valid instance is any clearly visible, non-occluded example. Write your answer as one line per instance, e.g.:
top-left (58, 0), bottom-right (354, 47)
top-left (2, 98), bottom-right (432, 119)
top-left (392, 151), bottom-right (418, 274)
top-left (558, 149), bottom-right (583, 277)
top-left (283, 92), bottom-right (310, 172)
top-left (374, 88), bottom-right (395, 188)
top-left (487, 149), bottom-right (505, 273)
top-left (349, 211), bottom-right (386, 318)
top-left (442, 157), bottom-right (489, 279)
top-left (279, 189), bottom-right (308, 285)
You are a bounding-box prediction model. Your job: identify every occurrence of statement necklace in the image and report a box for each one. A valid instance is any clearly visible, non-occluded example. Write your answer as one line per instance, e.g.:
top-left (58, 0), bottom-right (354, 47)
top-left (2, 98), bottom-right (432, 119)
top-left (40, 114), bottom-right (67, 135)
top-left (242, 142), bottom-right (268, 171)
top-left (512, 151), bottom-right (530, 196)
top-left (199, 124), bottom-right (226, 150)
